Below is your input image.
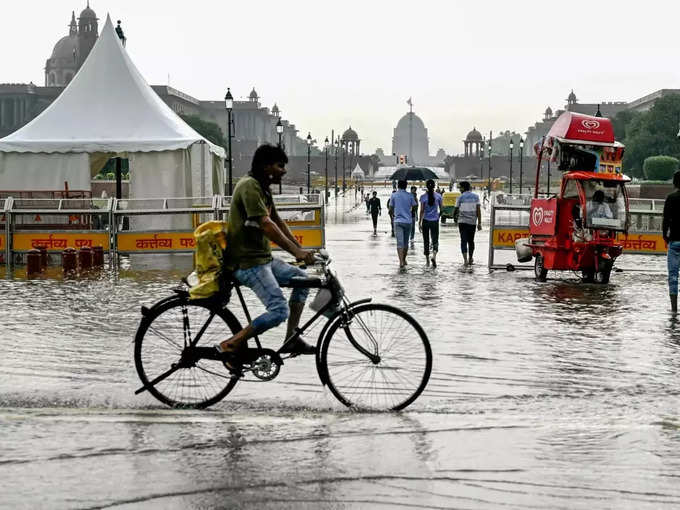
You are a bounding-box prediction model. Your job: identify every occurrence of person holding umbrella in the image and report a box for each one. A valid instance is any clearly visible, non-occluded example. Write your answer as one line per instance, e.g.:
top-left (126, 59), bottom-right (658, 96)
top-left (410, 185), bottom-right (418, 245)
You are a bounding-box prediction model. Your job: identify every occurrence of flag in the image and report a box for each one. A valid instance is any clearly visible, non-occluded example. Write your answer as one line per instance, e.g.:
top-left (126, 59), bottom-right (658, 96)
top-left (407, 97), bottom-right (412, 107)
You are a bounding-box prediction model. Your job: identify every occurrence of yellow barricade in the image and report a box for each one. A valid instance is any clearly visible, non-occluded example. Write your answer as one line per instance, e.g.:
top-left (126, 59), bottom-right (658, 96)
top-left (116, 227), bottom-right (323, 253)
top-left (12, 232), bottom-right (110, 252)
top-left (616, 233), bottom-right (665, 254)
top-left (492, 228), bottom-right (530, 248)
top-left (491, 228), bottom-right (665, 255)
top-left (117, 231), bottom-right (195, 252)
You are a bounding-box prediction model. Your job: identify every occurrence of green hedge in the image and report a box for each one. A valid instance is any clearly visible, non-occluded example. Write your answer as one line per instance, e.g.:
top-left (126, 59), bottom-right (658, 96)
top-left (643, 155), bottom-right (679, 180)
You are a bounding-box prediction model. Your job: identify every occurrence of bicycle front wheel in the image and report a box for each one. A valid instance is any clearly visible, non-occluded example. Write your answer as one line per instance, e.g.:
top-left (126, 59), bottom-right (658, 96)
top-left (320, 303), bottom-right (432, 411)
top-left (134, 297), bottom-right (242, 409)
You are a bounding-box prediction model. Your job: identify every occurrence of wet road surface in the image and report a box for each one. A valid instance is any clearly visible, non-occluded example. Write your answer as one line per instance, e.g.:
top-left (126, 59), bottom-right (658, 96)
top-left (1, 189), bottom-right (679, 509)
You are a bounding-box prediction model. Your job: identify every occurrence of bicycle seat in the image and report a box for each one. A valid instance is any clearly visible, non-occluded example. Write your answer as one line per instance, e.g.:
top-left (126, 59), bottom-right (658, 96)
top-left (283, 276), bottom-right (324, 288)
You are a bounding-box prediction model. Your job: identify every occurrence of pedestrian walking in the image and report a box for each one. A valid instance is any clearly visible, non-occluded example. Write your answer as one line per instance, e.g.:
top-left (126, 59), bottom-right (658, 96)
top-left (410, 185), bottom-right (418, 245)
top-left (387, 189), bottom-right (397, 237)
top-left (663, 170), bottom-right (680, 312)
top-left (454, 181), bottom-right (482, 266)
top-left (368, 191), bottom-right (381, 235)
top-left (391, 180), bottom-right (418, 268)
top-left (418, 179), bottom-right (443, 267)
top-left (365, 192), bottom-right (371, 214)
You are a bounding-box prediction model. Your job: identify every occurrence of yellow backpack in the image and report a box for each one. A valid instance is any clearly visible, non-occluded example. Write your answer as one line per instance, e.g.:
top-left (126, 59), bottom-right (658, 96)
top-left (189, 220), bottom-right (229, 300)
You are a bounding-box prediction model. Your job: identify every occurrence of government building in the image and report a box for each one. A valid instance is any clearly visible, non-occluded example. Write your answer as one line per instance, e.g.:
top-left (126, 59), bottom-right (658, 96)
top-left (0, 3), bottom-right (362, 181)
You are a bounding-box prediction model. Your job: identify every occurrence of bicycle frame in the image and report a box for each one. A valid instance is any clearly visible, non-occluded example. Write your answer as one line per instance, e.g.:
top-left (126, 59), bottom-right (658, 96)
top-left (134, 259), bottom-right (379, 397)
top-left (231, 262), bottom-right (380, 364)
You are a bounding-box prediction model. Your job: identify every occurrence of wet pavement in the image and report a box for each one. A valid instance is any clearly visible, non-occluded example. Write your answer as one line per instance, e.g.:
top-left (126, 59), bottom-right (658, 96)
top-left (1, 188), bottom-right (679, 509)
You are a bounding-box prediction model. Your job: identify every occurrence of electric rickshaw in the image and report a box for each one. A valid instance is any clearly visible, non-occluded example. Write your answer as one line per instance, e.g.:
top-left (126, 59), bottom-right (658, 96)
top-left (524, 112), bottom-right (630, 283)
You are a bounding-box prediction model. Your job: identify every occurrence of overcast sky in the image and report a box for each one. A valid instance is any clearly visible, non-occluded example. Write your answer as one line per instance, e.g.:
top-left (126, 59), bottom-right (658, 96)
top-left (3, 0), bottom-right (680, 155)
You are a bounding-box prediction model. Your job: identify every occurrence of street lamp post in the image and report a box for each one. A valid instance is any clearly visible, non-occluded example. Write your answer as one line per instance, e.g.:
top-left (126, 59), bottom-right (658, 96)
top-left (519, 138), bottom-right (524, 195)
top-left (224, 88), bottom-right (233, 196)
top-left (488, 134), bottom-right (492, 193)
top-left (509, 139), bottom-right (514, 194)
top-left (480, 142), bottom-right (484, 178)
top-left (342, 142), bottom-right (346, 193)
top-left (306, 132), bottom-right (312, 194)
top-left (276, 118), bottom-right (283, 194)
top-left (324, 137), bottom-right (329, 200)
top-left (334, 138), bottom-right (339, 197)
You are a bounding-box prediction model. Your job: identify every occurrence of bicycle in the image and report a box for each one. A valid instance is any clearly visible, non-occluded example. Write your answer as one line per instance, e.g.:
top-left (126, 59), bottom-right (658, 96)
top-left (133, 251), bottom-right (432, 411)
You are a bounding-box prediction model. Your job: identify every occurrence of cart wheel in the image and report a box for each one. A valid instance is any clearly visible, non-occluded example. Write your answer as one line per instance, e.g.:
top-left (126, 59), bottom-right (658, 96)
top-left (581, 270), bottom-right (595, 283)
top-left (534, 255), bottom-right (547, 282)
top-left (594, 259), bottom-right (612, 284)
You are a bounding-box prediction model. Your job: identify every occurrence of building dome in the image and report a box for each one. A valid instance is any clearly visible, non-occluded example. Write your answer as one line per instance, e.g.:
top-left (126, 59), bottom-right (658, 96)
top-left (342, 126), bottom-right (359, 141)
top-left (396, 112), bottom-right (425, 131)
top-left (79, 3), bottom-right (97, 19)
top-left (392, 111), bottom-right (429, 165)
top-left (465, 127), bottom-right (483, 141)
top-left (271, 103), bottom-right (279, 115)
top-left (545, 106), bottom-right (553, 117)
top-left (567, 89), bottom-right (577, 104)
top-left (249, 87), bottom-right (259, 100)
top-left (51, 35), bottom-right (78, 60)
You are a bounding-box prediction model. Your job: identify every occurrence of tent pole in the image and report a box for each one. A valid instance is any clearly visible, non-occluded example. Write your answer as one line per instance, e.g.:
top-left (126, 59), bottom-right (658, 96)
top-left (115, 157), bottom-right (122, 199)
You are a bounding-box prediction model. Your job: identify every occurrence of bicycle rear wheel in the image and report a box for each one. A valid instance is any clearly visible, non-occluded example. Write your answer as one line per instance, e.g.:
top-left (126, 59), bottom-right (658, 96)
top-left (319, 303), bottom-right (432, 411)
top-left (134, 297), bottom-right (242, 408)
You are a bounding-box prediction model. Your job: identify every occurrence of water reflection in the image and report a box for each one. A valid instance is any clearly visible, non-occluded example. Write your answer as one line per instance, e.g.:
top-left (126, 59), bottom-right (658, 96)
top-left (1, 187), bottom-right (680, 508)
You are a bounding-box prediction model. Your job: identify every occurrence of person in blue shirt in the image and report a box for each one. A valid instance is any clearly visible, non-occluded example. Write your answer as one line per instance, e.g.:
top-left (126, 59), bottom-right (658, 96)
top-left (391, 179), bottom-right (418, 268)
top-left (418, 179), bottom-right (443, 267)
top-left (454, 181), bottom-right (482, 266)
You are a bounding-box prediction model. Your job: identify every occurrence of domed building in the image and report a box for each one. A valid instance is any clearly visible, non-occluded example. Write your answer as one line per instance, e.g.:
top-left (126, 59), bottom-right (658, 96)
top-left (45, 3), bottom-right (98, 86)
top-left (392, 110), bottom-right (429, 165)
top-left (462, 127), bottom-right (483, 157)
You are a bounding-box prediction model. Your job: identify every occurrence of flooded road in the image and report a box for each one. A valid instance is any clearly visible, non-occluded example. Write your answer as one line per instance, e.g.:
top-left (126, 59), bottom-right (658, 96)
top-left (1, 189), bottom-right (679, 509)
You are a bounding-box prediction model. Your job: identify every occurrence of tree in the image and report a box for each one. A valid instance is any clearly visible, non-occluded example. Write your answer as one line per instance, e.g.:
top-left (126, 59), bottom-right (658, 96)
top-left (643, 155), bottom-right (679, 180)
top-left (622, 95), bottom-right (680, 178)
top-left (611, 110), bottom-right (640, 141)
top-left (180, 114), bottom-right (227, 150)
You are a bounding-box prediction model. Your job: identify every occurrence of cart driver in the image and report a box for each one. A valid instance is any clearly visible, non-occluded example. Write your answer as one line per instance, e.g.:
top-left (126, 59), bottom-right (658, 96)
top-left (201, 144), bottom-right (318, 368)
top-left (588, 190), bottom-right (614, 220)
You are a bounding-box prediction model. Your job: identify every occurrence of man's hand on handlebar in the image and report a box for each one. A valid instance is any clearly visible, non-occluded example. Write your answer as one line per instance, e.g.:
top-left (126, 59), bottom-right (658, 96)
top-left (294, 248), bottom-right (317, 266)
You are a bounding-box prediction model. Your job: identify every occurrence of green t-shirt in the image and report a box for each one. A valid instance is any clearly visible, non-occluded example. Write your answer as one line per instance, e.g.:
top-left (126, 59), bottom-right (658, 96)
top-left (226, 176), bottom-right (274, 270)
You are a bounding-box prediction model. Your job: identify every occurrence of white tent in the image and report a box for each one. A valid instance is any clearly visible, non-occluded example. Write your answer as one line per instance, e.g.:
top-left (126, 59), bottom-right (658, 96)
top-left (0, 15), bottom-right (224, 198)
top-left (350, 163), bottom-right (365, 179)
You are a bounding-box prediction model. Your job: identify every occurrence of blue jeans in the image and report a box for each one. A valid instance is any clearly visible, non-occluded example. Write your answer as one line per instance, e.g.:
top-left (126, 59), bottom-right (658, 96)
top-left (234, 258), bottom-right (309, 335)
top-left (668, 241), bottom-right (680, 295)
top-left (394, 221), bottom-right (411, 249)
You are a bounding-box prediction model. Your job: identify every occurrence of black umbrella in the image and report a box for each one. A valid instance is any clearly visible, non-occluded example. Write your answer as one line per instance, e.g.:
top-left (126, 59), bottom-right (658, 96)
top-left (388, 167), bottom-right (439, 181)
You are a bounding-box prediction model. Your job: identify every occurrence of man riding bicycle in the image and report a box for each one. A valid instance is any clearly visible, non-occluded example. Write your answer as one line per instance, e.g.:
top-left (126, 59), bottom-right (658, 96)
top-left (209, 144), bottom-right (317, 366)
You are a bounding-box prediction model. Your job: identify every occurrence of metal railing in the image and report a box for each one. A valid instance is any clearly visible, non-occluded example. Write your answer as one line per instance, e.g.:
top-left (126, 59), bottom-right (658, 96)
top-left (4, 197), bottom-right (112, 270)
top-left (487, 194), bottom-right (666, 272)
top-left (629, 198), bottom-right (664, 211)
top-left (2, 194), bottom-right (326, 269)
